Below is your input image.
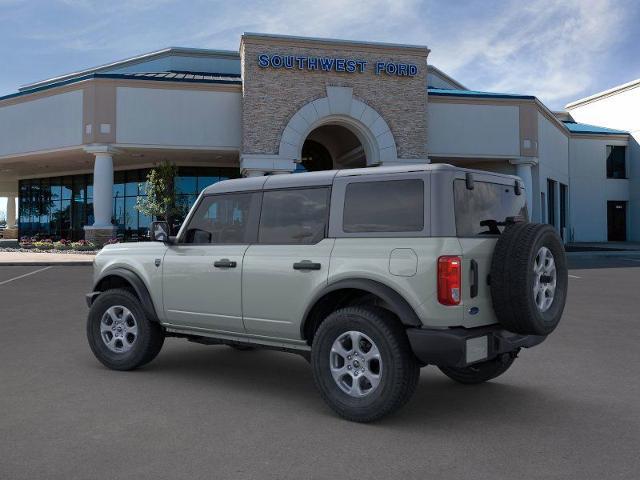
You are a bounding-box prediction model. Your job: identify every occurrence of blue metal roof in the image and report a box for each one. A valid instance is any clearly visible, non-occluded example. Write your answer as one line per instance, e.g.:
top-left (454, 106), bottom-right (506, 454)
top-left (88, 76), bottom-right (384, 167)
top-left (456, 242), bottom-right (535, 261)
top-left (0, 71), bottom-right (242, 103)
top-left (428, 87), bottom-right (535, 100)
top-left (562, 121), bottom-right (628, 135)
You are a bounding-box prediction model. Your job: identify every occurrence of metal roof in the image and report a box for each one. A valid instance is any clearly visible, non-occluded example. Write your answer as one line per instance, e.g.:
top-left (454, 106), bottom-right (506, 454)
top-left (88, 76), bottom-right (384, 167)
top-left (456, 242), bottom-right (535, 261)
top-left (114, 71), bottom-right (241, 82)
top-left (562, 121), bottom-right (628, 135)
top-left (428, 87), bottom-right (535, 100)
top-left (0, 71), bottom-right (242, 103)
top-left (19, 47), bottom-right (240, 92)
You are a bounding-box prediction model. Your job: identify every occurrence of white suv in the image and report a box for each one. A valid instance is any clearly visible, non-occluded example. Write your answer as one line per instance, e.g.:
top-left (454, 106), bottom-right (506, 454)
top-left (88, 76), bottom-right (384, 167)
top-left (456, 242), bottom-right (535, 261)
top-left (86, 164), bottom-right (567, 422)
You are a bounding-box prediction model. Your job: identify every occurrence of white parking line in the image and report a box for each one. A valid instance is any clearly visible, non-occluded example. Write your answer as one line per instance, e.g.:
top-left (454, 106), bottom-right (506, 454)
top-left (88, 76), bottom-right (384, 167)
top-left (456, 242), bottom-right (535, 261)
top-left (568, 274), bottom-right (581, 279)
top-left (0, 266), bottom-right (52, 286)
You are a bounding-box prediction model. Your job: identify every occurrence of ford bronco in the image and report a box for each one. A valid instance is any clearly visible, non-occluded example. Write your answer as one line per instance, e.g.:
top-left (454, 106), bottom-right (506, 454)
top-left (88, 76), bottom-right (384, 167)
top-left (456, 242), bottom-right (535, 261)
top-left (86, 164), bottom-right (567, 422)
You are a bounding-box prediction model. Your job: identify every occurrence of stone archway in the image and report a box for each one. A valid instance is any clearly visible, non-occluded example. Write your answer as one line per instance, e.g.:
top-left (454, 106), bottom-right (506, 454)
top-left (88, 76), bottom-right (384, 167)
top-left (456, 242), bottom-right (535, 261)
top-left (278, 86), bottom-right (398, 169)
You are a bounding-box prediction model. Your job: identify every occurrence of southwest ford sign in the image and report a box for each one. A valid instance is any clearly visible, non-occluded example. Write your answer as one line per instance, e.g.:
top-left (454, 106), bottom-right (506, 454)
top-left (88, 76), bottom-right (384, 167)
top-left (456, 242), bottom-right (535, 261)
top-left (257, 54), bottom-right (418, 77)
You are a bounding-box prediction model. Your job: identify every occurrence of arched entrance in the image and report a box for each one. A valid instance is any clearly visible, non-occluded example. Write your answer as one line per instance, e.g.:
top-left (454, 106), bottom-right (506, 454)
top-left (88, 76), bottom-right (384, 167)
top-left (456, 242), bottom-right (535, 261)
top-left (276, 86), bottom-right (399, 174)
top-left (300, 124), bottom-right (366, 171)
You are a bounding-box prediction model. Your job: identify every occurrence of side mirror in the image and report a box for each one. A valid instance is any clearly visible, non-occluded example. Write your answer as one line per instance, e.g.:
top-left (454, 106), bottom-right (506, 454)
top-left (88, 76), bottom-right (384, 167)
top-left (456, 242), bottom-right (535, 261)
top-left (150, 221), bottom-right (171, 243)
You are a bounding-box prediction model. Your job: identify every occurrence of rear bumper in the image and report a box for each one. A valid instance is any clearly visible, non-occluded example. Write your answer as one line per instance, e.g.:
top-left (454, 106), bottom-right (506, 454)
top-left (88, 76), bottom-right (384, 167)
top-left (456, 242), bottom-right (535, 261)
top-left (406, 324), bottom-right (546, 368)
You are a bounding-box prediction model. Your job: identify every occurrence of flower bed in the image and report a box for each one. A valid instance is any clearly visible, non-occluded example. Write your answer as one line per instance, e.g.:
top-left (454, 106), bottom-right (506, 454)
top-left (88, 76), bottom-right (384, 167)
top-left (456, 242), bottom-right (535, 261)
top-left (3, 236), bottom-right (103, 254)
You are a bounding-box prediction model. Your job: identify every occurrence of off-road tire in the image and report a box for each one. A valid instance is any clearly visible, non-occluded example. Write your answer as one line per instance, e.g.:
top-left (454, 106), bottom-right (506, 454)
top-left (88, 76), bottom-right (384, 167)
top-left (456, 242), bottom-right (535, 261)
top-left (491, 223), bottom-right (568, 335)
top-left (87, 288), bottom-right (164, 371)
top-left (439, 353), bottom-right (516, 384)
top-left (311, 306), bottom-right (420, 423)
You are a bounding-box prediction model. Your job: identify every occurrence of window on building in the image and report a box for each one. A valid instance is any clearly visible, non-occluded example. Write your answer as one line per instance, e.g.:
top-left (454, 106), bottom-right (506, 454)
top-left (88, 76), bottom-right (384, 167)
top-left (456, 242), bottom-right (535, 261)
top-left (259, 188), bottom-right (330, 244)
top-left (343, 179), bottom-right (424, 233)
top-left (606, 145), bottom-right (626, 179)
top-left (183, 192), bottom-right (260, 244)
top-left (17, 167), bottom-right (239, 241)
top-left (560, 183), bottom-right (568, 239)
top-left (454, 180), bottom-right (527, 236)
top-left (547, 179), bottom-right (556, 227)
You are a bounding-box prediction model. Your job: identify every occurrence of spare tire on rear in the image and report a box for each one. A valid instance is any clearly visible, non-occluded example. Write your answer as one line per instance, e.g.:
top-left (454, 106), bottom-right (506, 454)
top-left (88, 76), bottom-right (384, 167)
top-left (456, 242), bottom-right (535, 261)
top-left (490, 223), bottom-right (568, 335)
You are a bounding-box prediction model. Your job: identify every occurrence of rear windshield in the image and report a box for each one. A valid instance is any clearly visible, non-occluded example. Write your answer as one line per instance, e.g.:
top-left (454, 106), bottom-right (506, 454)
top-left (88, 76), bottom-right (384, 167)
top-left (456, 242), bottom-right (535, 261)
top-left (454, 179), bottom-right (528, 236)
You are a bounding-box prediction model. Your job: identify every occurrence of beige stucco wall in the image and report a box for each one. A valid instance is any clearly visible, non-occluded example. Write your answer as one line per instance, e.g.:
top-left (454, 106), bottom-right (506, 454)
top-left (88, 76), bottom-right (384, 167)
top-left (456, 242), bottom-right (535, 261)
top-left (116, 86), bottom-right (242, 148)
top-left (240, 35), bottom-right (429, 160)
top-left (0, 90), bottom-right (83, 157)
top-left (427, 101), bottom-right (520, 157)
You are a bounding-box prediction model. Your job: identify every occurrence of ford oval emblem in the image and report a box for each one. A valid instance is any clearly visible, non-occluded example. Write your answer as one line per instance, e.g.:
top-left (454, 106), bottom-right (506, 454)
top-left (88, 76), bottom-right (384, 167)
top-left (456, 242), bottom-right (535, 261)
top-left (469, 307), bottom-right (480, 316)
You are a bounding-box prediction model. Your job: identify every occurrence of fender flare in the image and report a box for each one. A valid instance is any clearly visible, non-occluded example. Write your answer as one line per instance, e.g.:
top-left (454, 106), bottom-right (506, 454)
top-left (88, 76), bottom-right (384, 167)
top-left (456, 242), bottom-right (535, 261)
top-left (91, 268), bottom-right (159, 322)
top-left (301, 278), bottom-right (422, 339)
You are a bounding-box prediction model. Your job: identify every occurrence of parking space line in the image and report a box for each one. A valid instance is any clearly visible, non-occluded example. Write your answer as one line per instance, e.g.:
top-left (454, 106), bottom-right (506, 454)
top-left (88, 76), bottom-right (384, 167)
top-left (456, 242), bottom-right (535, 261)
top-left (0, 266), bottom-right (52, 286)
top-left (568, 274), bottom-right (581, 279)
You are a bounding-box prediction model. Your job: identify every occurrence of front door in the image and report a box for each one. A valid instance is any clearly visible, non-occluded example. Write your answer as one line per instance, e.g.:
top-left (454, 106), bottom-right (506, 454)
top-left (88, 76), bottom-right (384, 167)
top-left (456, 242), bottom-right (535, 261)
top-left (242, 187), bottom-right (332, 340)
top-left (607, 201), bottom-right (627, 241)
top-left (162, 191), bottom-right (261, 333)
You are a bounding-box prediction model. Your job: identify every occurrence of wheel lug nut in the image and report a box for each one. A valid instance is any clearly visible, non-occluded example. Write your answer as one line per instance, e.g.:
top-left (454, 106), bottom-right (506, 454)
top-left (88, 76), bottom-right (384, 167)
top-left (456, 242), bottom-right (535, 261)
top-left (347, 365), bottom-right (352, 370)
top-left (347, 355), bottom-right (352, 360)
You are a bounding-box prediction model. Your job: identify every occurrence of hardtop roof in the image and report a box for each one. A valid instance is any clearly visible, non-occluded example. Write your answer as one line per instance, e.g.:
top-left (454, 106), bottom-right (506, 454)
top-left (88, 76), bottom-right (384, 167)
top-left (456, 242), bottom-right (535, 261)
top-left (202, 164), bottom-right (521, 195)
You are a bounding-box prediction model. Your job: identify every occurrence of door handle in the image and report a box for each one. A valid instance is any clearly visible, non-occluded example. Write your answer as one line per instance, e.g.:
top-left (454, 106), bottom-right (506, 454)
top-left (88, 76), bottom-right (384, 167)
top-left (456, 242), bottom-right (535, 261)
top-left (214, 258), bottom-right (237, 268)
top-left (293, 260), bottom-right (321, 271)
top-left (470, 259), bottom-right (479, 298)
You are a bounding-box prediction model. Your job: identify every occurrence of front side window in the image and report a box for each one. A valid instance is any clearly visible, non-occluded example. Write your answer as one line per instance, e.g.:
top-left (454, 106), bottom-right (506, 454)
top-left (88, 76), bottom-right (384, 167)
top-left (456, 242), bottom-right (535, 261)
top-left (606, 145), bottom-right (626, 179)
top-left (182, 192), bottom-right (259, 244)
top-left (343, 179), bottom-right (424, 233)
top-left (259, 188), bottom-right (330, 244)
top-left (454, 180), bottom-right (528, 236)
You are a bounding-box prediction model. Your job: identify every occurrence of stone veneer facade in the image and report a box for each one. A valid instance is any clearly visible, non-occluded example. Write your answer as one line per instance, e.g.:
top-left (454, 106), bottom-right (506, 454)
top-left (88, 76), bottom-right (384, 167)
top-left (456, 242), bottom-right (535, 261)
top-left (240, 34), bottom-right (429, 165)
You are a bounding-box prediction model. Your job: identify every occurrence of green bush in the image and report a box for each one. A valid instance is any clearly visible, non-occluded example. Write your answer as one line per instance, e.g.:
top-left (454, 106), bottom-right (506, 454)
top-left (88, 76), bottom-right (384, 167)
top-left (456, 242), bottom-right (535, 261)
top-left (70, 240), bottom-right (97, 251)
top-left (53, 241), bottom-right (73, 250)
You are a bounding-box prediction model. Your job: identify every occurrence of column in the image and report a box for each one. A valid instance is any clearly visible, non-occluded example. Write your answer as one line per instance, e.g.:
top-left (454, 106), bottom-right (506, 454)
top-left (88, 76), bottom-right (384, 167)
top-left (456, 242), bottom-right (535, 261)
top-left (83, 145), bottom-right (118, 244)
top-left (6, 195), bottom-right (16, 228)
top-left (510, 158), bottom-right (537, 221)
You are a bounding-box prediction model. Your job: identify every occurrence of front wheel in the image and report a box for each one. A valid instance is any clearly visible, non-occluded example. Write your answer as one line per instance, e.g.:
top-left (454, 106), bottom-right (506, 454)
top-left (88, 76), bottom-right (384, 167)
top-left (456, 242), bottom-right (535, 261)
top-left (311, 306), bottom-right (419, 422)
top-left (438, 353), bottom-right (516, 385)
top-left (87, 288), bottom-right (164, 371)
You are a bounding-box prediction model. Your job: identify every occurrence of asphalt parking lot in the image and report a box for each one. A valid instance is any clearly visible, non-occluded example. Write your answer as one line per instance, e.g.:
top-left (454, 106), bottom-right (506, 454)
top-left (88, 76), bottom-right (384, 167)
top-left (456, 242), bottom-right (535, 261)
top-left (1, 257), bottom-right (639, 479)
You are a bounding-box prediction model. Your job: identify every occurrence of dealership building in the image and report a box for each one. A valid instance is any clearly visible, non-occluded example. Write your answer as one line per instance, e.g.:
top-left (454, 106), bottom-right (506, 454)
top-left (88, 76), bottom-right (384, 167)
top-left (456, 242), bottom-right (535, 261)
top-left (0, 33), bottom-right (636, 243)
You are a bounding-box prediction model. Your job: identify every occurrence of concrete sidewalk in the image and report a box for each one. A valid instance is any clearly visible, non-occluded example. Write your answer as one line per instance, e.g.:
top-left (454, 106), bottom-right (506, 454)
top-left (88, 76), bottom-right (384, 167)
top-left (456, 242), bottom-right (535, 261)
top-left (0, 251), bottom-right (95, 266)
top-left (567, 242), bottom-right (640, 252)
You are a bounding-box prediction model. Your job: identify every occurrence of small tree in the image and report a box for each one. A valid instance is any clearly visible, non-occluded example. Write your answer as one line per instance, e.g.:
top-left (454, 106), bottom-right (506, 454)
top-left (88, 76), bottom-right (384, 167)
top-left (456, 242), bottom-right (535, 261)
top-left (136, 161), bottom-right (182, 232)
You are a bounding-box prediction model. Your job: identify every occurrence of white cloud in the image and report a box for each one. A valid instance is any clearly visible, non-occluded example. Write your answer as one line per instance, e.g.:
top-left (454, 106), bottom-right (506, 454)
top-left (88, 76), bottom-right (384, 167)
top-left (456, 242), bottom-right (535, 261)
top-left (3, 0), bottom-right (634, 109)
top-left (426, 0), bottom-right (628, 107)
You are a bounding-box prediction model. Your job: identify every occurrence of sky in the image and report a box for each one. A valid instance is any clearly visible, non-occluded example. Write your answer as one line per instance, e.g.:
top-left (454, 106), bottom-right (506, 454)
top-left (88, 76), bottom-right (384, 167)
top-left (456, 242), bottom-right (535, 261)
top-left (1, 0), bottom-right (640, 215)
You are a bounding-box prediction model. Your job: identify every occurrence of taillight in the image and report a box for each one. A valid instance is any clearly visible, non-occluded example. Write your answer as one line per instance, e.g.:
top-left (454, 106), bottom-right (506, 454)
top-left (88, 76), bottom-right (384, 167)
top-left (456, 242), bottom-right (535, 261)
top-left (438, 256), bottom-right (461, 306)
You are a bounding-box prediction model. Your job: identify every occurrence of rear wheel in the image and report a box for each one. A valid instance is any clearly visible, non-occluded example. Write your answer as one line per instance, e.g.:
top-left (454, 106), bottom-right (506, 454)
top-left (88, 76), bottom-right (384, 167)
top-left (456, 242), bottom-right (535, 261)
top-left (87, 288), bottom-right (164, 371)
top-left (311, 306), bottom-right (419, 422)
top-left (439, 353), bottom-right (516, 384)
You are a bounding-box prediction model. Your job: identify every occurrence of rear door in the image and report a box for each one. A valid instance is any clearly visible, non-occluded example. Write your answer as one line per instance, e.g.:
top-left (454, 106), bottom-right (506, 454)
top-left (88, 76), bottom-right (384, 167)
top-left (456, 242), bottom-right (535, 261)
top-left (242, 187), bottom-right (333, 340)
top-left (453, 175), bottom-right (528, 327)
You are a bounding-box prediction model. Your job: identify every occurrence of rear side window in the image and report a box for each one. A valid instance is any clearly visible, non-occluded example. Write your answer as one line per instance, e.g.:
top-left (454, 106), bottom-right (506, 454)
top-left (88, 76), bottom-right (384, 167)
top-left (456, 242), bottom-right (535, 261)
top-left (259, 188), bottom-right (330, 244)
top-left (454, 180), bottom-right (528, 236)
top-left (343, 179), bottom-right (424, 233)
